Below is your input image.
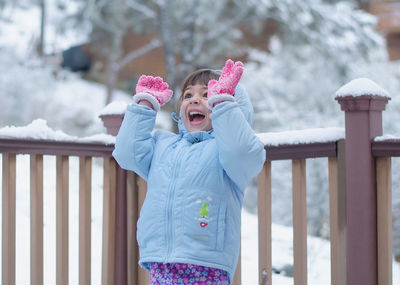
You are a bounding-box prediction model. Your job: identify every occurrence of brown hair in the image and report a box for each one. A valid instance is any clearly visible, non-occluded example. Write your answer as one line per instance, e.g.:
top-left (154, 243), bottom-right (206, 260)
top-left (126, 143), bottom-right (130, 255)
top-left (177, 69), bottom-right (220, 110)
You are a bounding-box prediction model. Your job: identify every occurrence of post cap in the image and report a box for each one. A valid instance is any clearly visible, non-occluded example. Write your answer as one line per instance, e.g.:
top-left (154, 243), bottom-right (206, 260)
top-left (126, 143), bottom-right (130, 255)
top-left (335, 78), bottom-right (390, 111)
top-left (99, 102), bottom-right (127, 136)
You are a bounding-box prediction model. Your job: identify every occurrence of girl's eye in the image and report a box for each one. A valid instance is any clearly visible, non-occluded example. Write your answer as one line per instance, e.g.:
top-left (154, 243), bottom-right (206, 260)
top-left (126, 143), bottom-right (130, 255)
top-left (202, 93), bottom-right (208, 98)
top-left (184, 93), bottom-right (192, 99)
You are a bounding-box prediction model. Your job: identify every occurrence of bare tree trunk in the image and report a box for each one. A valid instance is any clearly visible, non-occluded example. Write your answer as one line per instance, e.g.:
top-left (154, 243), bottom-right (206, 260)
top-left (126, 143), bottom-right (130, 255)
top-left (159, 2), bottom-right (176, 90)
top-left (105, 64), bottom-right (118, 105)
top-left (105, 30), bottom-right (124, 105)
top-left (38, 0), bottom-right (46, 56)
top-left (157, 2), bottom-right (180, 133)
top-left (355, 0), bottom-right (370, 11)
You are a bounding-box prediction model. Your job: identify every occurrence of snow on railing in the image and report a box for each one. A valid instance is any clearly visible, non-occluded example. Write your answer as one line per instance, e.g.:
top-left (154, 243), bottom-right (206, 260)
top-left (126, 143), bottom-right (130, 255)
top-left (257, 127), bottom-right (344, 146)
top-left (0, 119), bottom-right (115, 145)
top-left (375, 135), bottom-right (400, 142)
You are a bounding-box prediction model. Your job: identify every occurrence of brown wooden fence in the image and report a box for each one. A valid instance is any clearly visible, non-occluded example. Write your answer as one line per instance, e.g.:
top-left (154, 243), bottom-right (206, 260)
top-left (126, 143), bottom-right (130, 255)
top-left (1, 90), bottom-right (399, 285)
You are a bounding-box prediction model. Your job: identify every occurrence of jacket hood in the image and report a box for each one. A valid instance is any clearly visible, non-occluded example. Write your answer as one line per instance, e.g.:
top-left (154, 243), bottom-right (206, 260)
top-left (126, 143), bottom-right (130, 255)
top-left (172, 83), bottom-right (254, 136)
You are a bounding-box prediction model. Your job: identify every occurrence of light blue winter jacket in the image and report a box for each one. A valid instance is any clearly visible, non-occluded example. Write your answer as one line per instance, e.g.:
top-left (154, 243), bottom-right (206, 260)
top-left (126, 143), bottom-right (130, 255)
top-left (112, 85), bottom-right (266, 282)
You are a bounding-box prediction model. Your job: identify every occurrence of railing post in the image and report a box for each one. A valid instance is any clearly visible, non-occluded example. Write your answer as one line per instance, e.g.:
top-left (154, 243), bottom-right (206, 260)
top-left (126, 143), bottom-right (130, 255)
top-left (100, 111), bottom-right (127, 285)
top-left (99, 113), bottom-right (124, 137)
top-left (115, 167), bottom-right (127, 285)
top-left (335, 79), bottom-right (390, 285)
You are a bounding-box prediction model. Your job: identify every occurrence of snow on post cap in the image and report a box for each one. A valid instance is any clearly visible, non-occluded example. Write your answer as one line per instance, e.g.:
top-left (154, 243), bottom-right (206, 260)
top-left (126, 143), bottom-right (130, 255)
top-left (99, 101), bottom-right (127, 116)
top-left (335, 78), bottom-right (390, 99)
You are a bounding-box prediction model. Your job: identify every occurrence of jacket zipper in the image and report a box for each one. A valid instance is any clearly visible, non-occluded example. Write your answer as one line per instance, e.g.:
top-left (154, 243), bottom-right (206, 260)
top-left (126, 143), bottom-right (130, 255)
top-left (164, 145), bottom-right (182, 262)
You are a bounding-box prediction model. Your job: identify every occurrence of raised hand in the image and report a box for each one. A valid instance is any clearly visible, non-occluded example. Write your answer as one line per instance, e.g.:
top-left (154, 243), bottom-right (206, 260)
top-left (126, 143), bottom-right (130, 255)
top-left (207, 59), bottom-right (243, 109)
top-left (134, 75), bottom-right (173, 111)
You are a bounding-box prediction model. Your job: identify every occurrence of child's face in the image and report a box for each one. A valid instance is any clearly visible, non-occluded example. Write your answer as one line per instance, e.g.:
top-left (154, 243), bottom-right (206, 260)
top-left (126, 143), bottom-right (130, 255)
top-left (181, 83), bottom-right (212, 132)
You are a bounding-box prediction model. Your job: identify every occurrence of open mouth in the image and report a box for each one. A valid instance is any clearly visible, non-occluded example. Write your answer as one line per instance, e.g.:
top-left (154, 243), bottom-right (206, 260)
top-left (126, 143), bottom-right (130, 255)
top-left (188, 111), bottom-right (205, 124)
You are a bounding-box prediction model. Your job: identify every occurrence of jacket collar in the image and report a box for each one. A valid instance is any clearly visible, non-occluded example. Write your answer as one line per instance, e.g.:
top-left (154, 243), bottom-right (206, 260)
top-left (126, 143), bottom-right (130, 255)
top-left (171, 112), bottom-right (214, 144)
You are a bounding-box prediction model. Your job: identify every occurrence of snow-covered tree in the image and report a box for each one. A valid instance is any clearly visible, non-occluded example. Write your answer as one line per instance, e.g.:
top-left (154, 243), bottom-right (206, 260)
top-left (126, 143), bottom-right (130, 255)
top-left (56, 0), bottom-right (383, 107)
top-left (0, 48), bottom-right (56, 126)
top-left (241, 5), bottom-right (400, 256)
top-left (64, 0), bottom-right (259, 104)
top-left (240, 0), bottom-right (386, 238)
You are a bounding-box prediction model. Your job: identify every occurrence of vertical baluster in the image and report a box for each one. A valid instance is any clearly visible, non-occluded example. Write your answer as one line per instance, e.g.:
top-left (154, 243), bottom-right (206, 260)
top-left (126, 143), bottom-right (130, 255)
top-left (258, 161), bottom-right (272, 285)
top-left (232, 244), bottom-right (241, 285)
top-left (292, 159), bottom-right (307, 285)
top-left (115, 166), bottom-right (127, 285)
top-left (56, 155), bottom-right (69, 285)
top-left (127, 171), bottom-right (138, 285)
top-left (31, 154), bottom-right (44, 285)
top-left (137, 176), bottom-right (149, 285)
top-left (2, 153), bottom-right (16, 285)
top-left (102, 157), bottom-right (116, 285)
top-left (328, 140), bottom-right (346, 285)
top-left (376, 156), bottom-right (392, 285)
top-left (79, 156), bottom-right (92, 285)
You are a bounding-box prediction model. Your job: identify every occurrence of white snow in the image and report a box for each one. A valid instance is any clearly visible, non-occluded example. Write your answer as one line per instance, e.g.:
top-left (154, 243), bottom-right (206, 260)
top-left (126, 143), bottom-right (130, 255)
top-left (0, 119), bottom-right (115, 145)
top-left (0, 2), bottom-right (89, 56)
top-left (335, 77), bottom-right (390, 98)
top-left (257, 127), bottom-right (344, 146)
top-left (100, 101), bottom-right (128, 116)
top-left (0, 120), bottom-right (345, 147)
top-left (375, 135), bottom-right (400, 142)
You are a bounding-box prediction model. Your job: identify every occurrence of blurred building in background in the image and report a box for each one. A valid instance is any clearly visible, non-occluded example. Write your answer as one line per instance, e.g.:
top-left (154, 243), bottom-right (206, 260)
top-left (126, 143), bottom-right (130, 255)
top-left (369, 0), bottom-right (400, 60)
top-left (58, 1), bottom-right (400, 92)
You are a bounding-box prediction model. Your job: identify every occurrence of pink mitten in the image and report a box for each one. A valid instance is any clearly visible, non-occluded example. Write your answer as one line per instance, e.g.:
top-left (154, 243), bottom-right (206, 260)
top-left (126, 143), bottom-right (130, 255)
top-left (133, 75), bottom-right (173, 111)
top-left (207, 59), bottom-right (243, 109)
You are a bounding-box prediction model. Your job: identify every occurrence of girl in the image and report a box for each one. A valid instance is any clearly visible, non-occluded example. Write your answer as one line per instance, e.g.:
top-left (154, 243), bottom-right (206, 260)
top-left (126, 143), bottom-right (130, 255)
top-left (113, 60), bottom-right (266, 284)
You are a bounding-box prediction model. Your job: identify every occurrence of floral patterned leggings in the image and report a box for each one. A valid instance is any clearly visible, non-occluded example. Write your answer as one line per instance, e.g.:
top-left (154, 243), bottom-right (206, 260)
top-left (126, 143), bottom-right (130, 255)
top-left (149, 262), bottom-right (230, 285)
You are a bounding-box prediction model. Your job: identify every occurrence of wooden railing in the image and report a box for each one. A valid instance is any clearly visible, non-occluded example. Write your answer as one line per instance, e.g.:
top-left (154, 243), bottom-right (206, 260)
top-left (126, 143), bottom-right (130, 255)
top-left (1, 86), bottom-right (398, 285)
top-left (257, 140), bottom-right (346, 285)
top-left (373, 139), bottom-right (400, 285)
top-left (1, 139), bottom-right (116, 285)
top-left (1, 133), bottom-right (348, 285)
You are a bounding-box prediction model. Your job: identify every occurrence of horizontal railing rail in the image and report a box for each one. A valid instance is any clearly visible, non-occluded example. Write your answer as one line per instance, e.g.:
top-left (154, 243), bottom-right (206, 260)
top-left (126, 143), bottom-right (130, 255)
top-left (264, 141), bottom-right (338, 160)
top-left (0, 138), bottom-right (114, 156)
top-left (372, 139), bottom-right (400, 157)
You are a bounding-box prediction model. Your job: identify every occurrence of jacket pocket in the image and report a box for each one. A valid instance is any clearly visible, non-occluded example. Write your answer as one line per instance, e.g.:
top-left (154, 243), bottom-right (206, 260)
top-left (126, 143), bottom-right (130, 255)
top-left (136, 197), bottom-right (164, 249)
top-left (183, 193), bottom-right (227, 251)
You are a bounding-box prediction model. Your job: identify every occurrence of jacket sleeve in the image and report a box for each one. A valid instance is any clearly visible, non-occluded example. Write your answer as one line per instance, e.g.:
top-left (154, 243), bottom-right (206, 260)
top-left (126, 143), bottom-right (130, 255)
top-left (210, 101), bottom-right (266, 191)
top-left (112, 103), bottom-right (157, 180)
